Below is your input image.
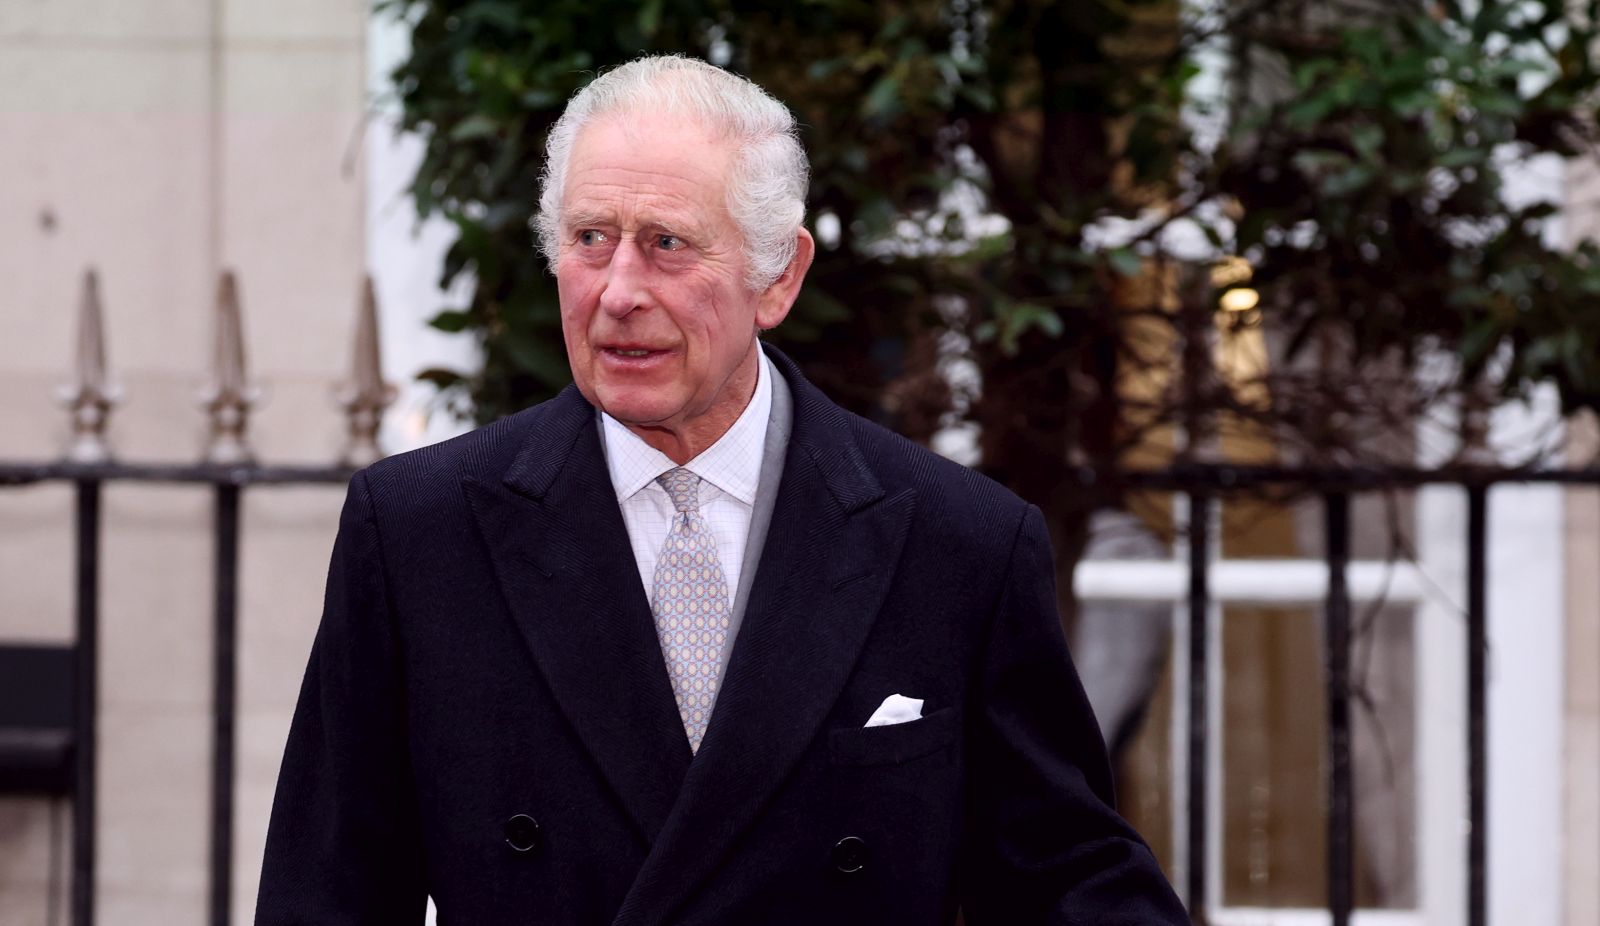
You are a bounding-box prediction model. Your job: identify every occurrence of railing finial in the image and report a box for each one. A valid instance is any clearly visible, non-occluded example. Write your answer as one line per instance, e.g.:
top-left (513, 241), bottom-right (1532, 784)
top-left (59, 267), bottom-right (120, 463)
top-left (199, 270), bottom-right (259, 465)
top-left (336, 274), bottom-right (396, 467)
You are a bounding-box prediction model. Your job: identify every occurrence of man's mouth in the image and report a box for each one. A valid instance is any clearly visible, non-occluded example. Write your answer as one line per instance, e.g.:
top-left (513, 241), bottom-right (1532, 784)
top-left (602, 344), bottom-right (669, 357)
top-left (599, 345), bottom-right (674, 368)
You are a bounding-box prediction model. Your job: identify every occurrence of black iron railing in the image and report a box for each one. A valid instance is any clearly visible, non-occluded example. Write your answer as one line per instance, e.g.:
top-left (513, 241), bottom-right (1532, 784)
top-left (6, 458), bottom-right (1595, 925)
top-left (1083, 463), bottom-right (1599, 926)
top-left (0, 268), bottom-right (392, 926)
top-left (0, 463), bottom-right (352, 926)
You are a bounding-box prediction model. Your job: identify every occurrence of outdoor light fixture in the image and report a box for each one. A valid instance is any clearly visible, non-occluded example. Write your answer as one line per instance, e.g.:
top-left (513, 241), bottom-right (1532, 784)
top-left (1211, 256), bottom-right (1259, 313)
top-left (1220, 287), bottom-right (1261, 312)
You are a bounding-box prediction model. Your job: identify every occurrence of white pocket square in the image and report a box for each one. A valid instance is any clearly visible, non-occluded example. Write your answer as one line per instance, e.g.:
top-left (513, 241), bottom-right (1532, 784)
top-left (864, 693), bottom-right (924, 728)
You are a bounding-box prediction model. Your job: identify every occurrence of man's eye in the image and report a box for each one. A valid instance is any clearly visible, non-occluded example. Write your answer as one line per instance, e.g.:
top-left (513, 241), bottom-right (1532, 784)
top-left (656, 234), bottom-right (684, 251)
top-left (578, 230), bottom-right (608, 246)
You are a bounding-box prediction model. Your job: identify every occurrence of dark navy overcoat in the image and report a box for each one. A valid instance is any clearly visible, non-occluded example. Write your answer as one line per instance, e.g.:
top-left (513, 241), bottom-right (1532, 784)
top-left (255, 347), bottom-right (1187, 925)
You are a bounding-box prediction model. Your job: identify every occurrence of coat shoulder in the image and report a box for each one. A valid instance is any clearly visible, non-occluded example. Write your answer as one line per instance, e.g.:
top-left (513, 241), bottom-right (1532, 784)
top-left (355, 388), bottom-right (582, 516)
top-left (841, 412), bottom-right (1034, 552)
top-left (767, 345), bottom-right (1035, 556)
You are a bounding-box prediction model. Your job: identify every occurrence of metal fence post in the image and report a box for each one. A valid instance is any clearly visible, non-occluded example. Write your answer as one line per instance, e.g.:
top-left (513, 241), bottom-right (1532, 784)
top-left (1324, 491), bottom-right (1353, 926)
top-left (1186, 490), bottom-right (1211, 925)
top-left (1466, 485), bottom-right (1488, 926)
top-left (210, 482), bottom-right (241, 926)
top-left (71, 479), bottom-right (100, 926)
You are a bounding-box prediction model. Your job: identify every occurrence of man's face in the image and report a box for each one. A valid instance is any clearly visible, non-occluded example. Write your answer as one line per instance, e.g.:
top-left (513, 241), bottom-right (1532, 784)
top-left (554, 113), bottom-right (806, 459)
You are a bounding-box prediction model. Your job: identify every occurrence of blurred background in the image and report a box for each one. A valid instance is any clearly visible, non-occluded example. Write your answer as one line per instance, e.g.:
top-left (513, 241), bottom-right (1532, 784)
top-left (0, 1), bottom-right (1596, 924)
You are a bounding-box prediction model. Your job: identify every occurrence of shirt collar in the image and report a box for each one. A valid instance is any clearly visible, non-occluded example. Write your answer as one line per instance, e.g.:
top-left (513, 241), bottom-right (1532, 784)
top-left (601, 347), bottom-right (772, 506)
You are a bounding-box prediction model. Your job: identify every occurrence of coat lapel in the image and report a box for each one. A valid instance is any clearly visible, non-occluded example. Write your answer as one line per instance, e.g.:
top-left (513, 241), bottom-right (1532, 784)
top-left (613, 355), bottom-right (918, 925)
top-left (462, 388), bottom-right (691, 846)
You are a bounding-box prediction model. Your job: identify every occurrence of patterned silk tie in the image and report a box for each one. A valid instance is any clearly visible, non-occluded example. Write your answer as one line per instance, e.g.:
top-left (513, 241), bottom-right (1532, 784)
top-left (650, 468), bottom-right (732, 753)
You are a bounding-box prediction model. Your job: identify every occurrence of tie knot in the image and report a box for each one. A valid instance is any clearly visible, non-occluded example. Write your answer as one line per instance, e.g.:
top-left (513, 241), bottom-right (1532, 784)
top-left (656, 467), bottom-right (702, 513)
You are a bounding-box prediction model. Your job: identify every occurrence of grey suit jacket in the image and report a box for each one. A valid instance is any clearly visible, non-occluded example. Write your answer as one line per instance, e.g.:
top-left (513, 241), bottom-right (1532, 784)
top-left (723, 350), bottom-right (793, 682)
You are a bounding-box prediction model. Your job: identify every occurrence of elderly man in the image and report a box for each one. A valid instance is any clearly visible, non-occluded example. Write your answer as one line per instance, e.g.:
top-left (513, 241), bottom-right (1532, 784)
top-left (256, 55), bottom-right (1186, 925)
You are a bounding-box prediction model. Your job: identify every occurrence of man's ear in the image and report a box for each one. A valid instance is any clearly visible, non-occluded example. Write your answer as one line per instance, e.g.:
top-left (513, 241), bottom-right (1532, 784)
top-left (755, 227), bottom-right (816, 330)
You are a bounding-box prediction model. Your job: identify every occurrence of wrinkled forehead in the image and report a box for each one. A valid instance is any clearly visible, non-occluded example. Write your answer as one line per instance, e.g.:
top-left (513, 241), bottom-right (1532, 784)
top-left (569, 110), bottom-right (737, 171)
top-left (559, 113), bottom-right (738, 225)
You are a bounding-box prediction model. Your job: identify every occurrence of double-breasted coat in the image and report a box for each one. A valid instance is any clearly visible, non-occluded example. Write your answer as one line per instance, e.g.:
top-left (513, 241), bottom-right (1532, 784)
top-left (254, 347), bottom-right (1187, 925)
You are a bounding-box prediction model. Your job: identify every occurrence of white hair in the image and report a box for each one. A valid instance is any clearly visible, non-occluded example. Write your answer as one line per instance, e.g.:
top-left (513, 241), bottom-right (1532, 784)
top-left (535, 55), bottom-right (809, 291)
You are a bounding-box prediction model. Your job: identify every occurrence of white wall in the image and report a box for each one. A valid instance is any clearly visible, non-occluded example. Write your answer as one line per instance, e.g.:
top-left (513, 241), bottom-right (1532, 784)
top-left (0, 2), bottom-right (371, 923)
top-left (365, 9), bottom-right (477, 456)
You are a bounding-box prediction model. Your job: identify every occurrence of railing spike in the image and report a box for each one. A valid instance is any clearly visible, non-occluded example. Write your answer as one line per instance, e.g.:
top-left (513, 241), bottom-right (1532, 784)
top-left (199, 270), bottom-right (259, 465)
top-left (336, 274), bottom-right (396, 468)
top-left (59, 267), bottom-right (120, 463)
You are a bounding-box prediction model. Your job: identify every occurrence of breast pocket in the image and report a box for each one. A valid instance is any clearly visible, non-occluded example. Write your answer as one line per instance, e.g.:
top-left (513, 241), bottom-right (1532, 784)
top-left (828, 706), bottom-right (959, 767)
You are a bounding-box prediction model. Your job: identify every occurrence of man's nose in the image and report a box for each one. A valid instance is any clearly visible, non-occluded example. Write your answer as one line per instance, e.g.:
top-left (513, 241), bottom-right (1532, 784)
top-left (597, 238), bottom-right (649, 319)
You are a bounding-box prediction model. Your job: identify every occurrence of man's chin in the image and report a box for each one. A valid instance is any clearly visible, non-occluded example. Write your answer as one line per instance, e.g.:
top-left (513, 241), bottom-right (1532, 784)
top-left (596, 396), bottom-right (681, 432)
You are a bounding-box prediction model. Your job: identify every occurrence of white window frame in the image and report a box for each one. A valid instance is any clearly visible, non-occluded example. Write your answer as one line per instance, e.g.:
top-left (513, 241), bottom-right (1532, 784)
top-left (1077, 521), bottom-right (1434, 926)
top-left (1074, 446), bottom-right (1565, 926)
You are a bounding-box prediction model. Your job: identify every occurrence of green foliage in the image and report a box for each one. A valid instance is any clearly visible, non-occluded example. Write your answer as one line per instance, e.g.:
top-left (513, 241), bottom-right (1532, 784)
top-left (1219, 0), bottom-right (1600, 414)
top-left (383, 0), bottom-right (1194, 455)
top-left (383, 0), bottom-right (724, 421)
top-left (386, 0), bottom-right (1600, 478)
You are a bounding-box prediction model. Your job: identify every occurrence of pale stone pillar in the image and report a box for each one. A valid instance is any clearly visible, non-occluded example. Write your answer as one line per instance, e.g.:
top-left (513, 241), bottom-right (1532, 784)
top-left (0, 2), bottom-right (369, 923)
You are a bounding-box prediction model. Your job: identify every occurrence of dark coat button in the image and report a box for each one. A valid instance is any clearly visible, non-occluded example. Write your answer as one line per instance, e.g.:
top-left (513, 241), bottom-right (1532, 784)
top-left (504, 814), bottom-right (540, 853)
top-left (831, 836), bottom-right (868, 873)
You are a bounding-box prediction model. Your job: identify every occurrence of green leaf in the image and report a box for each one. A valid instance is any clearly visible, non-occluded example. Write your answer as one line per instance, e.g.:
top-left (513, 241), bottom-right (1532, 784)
top-left (1350, 123), bottom-right (1384, 159)
top-left (808, 58), bottom-right (844, 81)
top-left (957, 84), bottom-right (997, 112)
top-left (1294, 59), bottom-right (1337, 91)
top-left (992, 300), bottom-right (1062, 355)
top-left (1389, 170), bottom-right (1423, 194)
top-left (448, 114), bottom-right (500, 141)
top-left (970, 233), bottom-right (1012, 261)
top-left (415, 366), bottom-right (464, 388)
top-left (1459, 319), bottom-right (1504, 370)
top-left (1437, 147), bottom-right (1487, 168)
top-left (1285, 95), bottom-right (1335, 128)
top-left (503, 329), bottom-right (571, 387)
top-left (1292, 150), bottom-right (1354, 174)
top-left (1467, 88), bottom-right (1525, 118)
top-left (428, 309), bottom-right (472, 333)
top-left (1389, 87), bottom-right (1437, 116)
top-left (466, 2), bottom-right (522, 32)
top-left (636, 0), bottom-right (663, 39)
top-left (1107, 248), bottom-right (1144, 278)
top-left (1321, 164), bottom-right (1376, 197)
top-left (1035, 310), bottom-right (1065, 338)
top-left (795, 287), bottom-right (851, 325)
top-left (861, 74), bottom-right (903, 120)
top-left (521, 88), bottom-right (562, 109)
